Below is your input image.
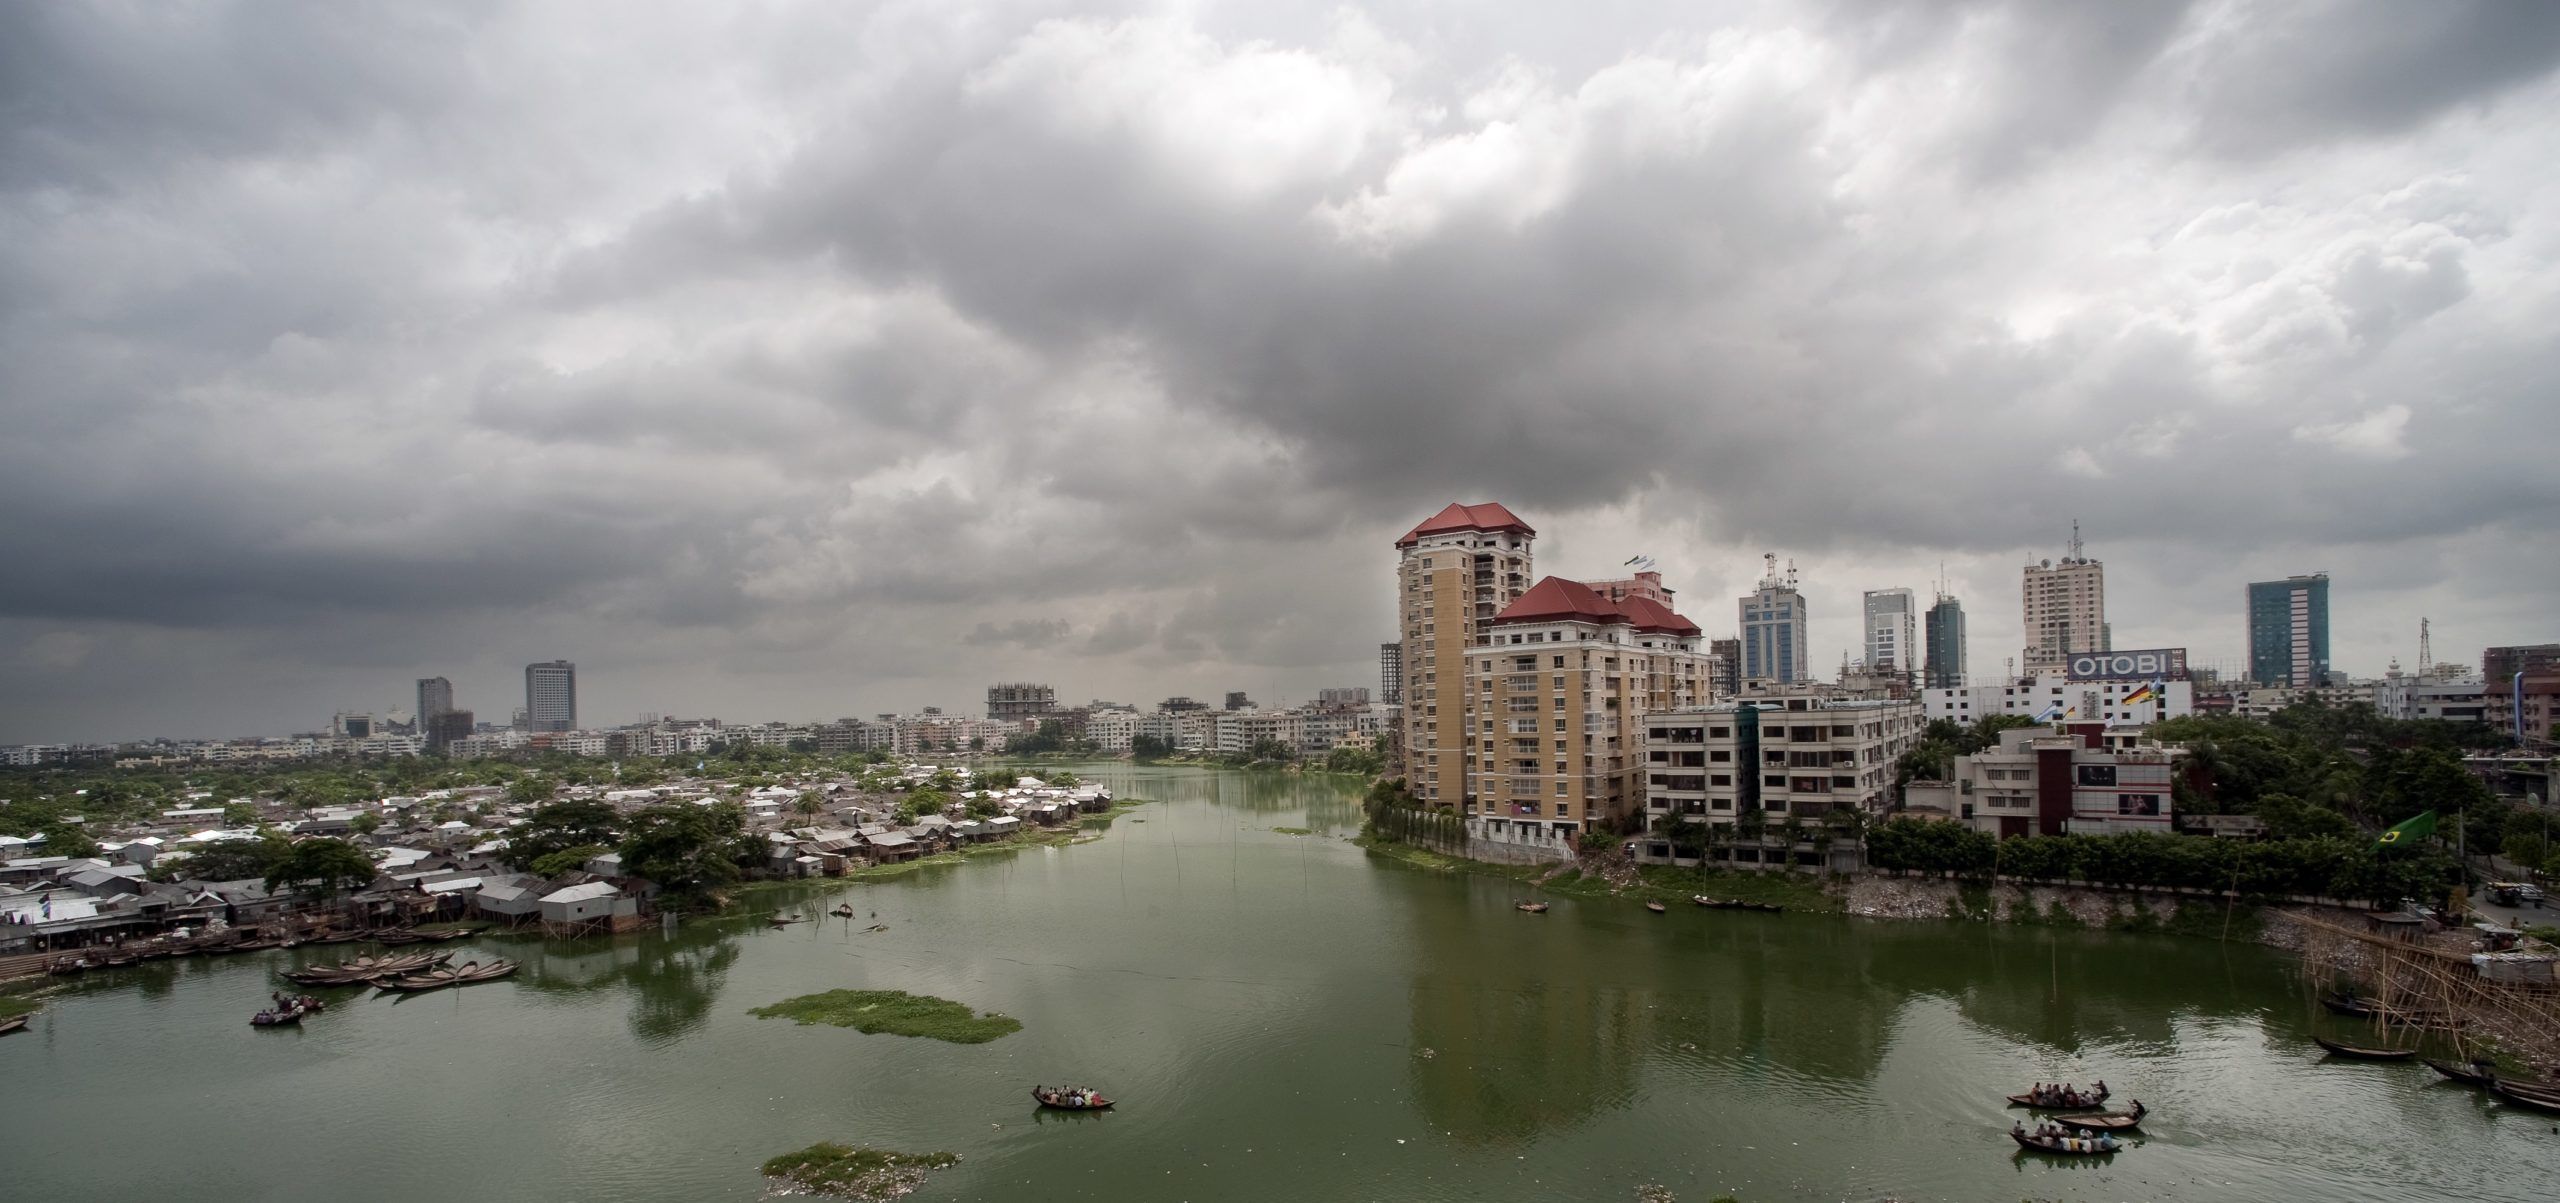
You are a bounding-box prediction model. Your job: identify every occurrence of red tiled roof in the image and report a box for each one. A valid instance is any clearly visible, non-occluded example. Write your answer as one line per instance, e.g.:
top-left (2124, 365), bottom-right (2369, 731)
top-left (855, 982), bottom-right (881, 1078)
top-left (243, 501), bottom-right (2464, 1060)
top-left (1395, 501), bottom-right (1535, 547)
top-left (1492, 577), bottom-right (1619, 624)
top-left (1617, 595), bottom-right (1703, 636)
top-left (1491, 576), bottom-right (1705, 635)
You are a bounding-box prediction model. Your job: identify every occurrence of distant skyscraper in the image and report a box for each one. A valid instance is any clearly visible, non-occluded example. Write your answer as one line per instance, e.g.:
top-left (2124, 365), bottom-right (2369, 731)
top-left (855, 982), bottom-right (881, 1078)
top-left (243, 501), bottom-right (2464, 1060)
top-left (2022, 523), bottom-right (2105, 675)
top-left (1379, 642), bottom-right (1403, 705)
top-left (2248, 575), bottom-right (2331, 687)
top-left (1924, 594), bottom-right (1967, 689)
top-left (1739, 554), bottom-right (1808, 684)
top-left (986, 683), bottom-right (1056, 720)
top-left (416, 677), bottom-right (454, 726)
top-left (524, 660), bottom-right (577, 733)
top-left (1863, 588), bottom-right (1917, 677)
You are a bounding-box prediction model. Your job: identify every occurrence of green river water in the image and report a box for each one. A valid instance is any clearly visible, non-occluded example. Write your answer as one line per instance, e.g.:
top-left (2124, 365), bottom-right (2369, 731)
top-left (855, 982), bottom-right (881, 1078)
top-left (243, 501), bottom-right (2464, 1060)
top-left (4, 763), bottom-right (2554, 1202)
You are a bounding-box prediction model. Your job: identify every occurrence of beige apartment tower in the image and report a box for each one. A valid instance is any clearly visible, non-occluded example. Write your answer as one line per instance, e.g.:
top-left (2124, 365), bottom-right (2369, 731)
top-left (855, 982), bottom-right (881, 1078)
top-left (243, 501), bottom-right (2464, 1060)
top-left (1464, 576), bottom-right (1718, 855)
top-left (1396, 503), bottom-right (1536, 806)
top-left (2021, 525), bottom-right (2106, 675)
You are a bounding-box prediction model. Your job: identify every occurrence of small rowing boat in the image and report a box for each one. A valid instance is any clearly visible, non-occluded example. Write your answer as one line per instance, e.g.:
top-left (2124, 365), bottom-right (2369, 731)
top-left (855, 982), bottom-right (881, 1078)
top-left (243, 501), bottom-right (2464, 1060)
top-left (2314, 1035), bottom-right (2414, 1061)
top-left (2050, 1101), bottom-right (2147, 1132)
top-left (0, 1014), bottom-right (30, 1036)
top-left (1032, 1086), bottom-right (1113, 1110)
top-left (2006, 1083), bottom-right (2110, 1110)
top-left (2010, 1129), bottom-right (2121, 1156)
top-left (1516, 901), bottom-right (1548, 914)
top-left (1645, 901), bottom-right (1667, 914)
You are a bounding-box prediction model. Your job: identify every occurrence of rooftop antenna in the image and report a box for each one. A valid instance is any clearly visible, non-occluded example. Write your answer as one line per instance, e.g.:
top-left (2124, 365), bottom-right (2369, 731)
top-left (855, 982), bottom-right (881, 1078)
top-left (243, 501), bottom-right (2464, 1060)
top-left (2418, 617), bottom-right (2432, 681)
top-left (1786, 558), bottom-right (1799, 589)
top-left (2068, 519), bottom-right (2084, 563)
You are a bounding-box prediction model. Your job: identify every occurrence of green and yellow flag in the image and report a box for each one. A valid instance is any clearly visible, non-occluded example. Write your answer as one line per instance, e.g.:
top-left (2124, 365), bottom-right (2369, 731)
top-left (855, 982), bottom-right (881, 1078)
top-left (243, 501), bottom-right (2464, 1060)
top-left (2377, 810), bottom-right (2436, 848)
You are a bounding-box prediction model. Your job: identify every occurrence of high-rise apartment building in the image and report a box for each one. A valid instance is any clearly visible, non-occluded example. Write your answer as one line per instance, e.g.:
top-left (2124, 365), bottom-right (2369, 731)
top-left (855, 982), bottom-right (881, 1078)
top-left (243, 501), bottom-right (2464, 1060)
top-left (1709, 637), bottom-right (1741, 698)
top-left (1739, 554), bottom-right (1809, 684)
top-left (1465, 576), bottom-right (1714, 851)
top-left (416, 677), bottom-right (454, 728)
top-left (1862, 588), bottom-right (1917, 678)
top-left (2022, 526), bottom-right (2105, 675)
top-left (524, 660), bottom-right (577, 733)
top-left (2247, 575), bottom-right (2331, 687)
top-left (1379, 642), bottom-right (1404, 704)
top-left (1924, 595), bottom-right (1966, 689)
top-left (1395, 502), bottom-right (1536, 806)
top-left (986, 683), bottom-right (1057, 720)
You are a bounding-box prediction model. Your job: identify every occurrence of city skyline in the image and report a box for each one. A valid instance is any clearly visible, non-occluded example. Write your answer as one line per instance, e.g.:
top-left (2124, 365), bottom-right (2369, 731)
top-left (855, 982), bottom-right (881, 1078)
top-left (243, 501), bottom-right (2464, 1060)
top-left (5, 3), bottom-right (2559, 743)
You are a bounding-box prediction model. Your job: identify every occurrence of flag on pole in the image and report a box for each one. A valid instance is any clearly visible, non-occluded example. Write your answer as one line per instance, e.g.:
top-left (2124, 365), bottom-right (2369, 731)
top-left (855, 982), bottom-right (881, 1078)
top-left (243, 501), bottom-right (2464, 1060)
top-left (2033, 703), bottom-right (2063, 722)
top-left (2121, 682), bottom-right (2157, 706)
top-left (2377, 810), bottom-right (2437, 847)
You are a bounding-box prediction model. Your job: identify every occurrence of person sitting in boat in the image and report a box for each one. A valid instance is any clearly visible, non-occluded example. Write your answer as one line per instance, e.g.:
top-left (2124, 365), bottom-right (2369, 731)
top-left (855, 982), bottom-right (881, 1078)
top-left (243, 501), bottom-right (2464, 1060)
top-left (2091, 1079), bottom-right (2107, 1099)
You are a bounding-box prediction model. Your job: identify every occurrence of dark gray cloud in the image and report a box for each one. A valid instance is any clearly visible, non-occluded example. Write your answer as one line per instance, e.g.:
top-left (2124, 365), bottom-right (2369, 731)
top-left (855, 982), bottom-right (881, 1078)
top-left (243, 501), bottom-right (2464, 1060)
top-left (4, 0), bottom-right (2558, 741)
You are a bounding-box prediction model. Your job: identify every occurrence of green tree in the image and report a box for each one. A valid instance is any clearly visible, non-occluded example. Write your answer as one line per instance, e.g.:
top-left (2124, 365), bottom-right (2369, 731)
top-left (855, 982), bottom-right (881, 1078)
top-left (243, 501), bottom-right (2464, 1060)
top-left (531, 844), bottom-right (610, 879)
top-left (618, 803), bottom-right (753, 900)
top-left (265, 838), bottom-right (379, 898)
top-left (348, 812), bottom-right (380, 837)
top-left (506, 775), bottom-right (556, 808)
top-left (42, 825), bottom-right (100, 859)
top-left (507, 799), bottom-right (622, 870)
top-left (1131, 734), bottom-right (1173, 760)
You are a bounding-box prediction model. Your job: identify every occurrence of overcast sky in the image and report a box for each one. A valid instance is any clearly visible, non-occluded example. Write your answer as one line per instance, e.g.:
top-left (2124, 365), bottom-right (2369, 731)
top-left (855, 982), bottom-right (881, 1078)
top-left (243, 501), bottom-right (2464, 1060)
top-left (6, 1), bottom-right (2559, 743)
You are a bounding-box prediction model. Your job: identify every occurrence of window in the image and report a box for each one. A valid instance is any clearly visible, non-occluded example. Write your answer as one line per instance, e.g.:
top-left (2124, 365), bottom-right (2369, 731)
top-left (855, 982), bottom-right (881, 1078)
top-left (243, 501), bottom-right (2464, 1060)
top-left (1552, 655), bottom-right (1565, 668)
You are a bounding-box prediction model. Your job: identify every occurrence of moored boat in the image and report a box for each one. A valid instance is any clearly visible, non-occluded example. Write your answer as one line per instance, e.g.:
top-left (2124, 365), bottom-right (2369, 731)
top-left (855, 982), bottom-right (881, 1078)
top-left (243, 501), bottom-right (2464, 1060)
top-left (2423, 1057), bottom-right (2499, 1087)
top-left (2490, 1081), bottom-right (2560, 1114)
top-left (2050, 1101), bottom-right (2147, 1132)
top-left (1032, 1086), bottom-right (1113, 1110)
top-left (0, 1013), bottom-right (30, 1036)
top-left (2314, 1035), bottom-right (2415, 1061)
top-left (1516, 901), bottom-right (1548, 913)
top-left (1645, 901), bottom-right (1667, 914)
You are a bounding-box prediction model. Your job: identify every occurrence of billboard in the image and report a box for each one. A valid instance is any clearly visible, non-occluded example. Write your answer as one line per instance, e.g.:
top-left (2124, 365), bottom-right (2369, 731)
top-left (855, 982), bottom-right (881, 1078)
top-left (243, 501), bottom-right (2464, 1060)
top-left (2066, 647), bottom-right (2188, 681)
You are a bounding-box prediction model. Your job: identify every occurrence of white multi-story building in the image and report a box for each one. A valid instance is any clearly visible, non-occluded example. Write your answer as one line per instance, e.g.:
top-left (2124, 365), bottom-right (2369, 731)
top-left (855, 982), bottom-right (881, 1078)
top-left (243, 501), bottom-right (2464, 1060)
top-left (1903, 724), bottom-right (2180, 839)
top-left (1863, 588), bottom-right (1917, 678)
top-left (1639, 691), bottom-right (1924, 865)
top-left (2373, 673), bottom-right (2487, 723)
top-left (1926, 675), bottom-right (2192, 727)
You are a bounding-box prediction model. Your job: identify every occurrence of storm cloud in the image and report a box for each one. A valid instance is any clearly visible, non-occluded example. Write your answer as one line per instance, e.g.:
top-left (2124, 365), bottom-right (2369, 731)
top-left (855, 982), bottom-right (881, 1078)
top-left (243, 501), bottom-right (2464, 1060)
top-left (5, 1), bottom-right (2558, 740)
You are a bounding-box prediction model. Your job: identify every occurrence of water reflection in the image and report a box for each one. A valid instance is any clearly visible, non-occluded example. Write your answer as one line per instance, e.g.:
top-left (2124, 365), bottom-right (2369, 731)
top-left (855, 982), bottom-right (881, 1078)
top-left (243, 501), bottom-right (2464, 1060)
top-left (514, 929), bottom-right (743, 1044)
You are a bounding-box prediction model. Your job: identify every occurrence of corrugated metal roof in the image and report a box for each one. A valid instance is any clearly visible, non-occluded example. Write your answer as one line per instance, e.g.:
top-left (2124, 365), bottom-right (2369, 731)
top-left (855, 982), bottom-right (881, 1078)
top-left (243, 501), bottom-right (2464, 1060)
top-left (540, 882), bottom-right (619, 903)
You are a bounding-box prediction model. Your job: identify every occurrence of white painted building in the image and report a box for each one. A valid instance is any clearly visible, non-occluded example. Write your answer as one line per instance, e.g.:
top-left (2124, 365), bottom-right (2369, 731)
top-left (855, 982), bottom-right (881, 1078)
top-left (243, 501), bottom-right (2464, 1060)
top-left (1926, 675), bottom-right (2192, 727)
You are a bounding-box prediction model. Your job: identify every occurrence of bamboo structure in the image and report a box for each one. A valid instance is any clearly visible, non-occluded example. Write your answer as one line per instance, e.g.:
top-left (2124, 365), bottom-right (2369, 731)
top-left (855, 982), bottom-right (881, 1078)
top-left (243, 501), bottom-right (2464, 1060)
top-left (2288, 911), bottom-right (2560, 1066)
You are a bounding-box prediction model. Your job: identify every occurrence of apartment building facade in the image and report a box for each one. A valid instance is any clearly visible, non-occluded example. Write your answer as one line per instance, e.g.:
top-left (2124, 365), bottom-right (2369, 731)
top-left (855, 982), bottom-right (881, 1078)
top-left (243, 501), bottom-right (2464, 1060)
top-left (1395, 502), bottom-right (1537, 807)
top-left (1463, 577), bottom-right (1718, 856)
top-left (1639, 692), bottom-right (1923, 863)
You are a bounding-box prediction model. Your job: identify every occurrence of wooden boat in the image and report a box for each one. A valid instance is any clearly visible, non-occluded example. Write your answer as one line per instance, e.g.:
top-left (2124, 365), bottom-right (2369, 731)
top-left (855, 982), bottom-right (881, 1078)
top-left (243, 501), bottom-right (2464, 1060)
top-left (2423, 1057), bottom-right (2499, 1087)
top-left (250, 1006), bottom-right (304, 1027)
top-left (768, 915), bottom-right (805, 927)
top-left (1515, 901), bottom-right (1548, 913)
top-left (1692, 895), bottom-right (1731, 908)
top-left (2314, 1034), bottom-right (2415, 1061)
top-left (831, 905), bottom-right (858, 918)
top-left (2050, 1101), bottom-right (2147, 1132)
top-left (2490, 1081), bottom-right (2560, 1115)
top-left (452, 960), bottom-right (518, 984)
top-left (2006, 1084), bottom-right (2109, 1109)
top-left (0, 1014), bottom-right (29, 1036)
top-left (1032, 1087), bottom-right (1113, 1110)
top-left (2322, 993), bottom-right (2452, 1027)
top-left (1742, 901), bottom-right (1785, 913)
top-left (2010, 1129), bottom-right (2121, 1156)
top-left (1645, 901), bottom-right (1668, 914)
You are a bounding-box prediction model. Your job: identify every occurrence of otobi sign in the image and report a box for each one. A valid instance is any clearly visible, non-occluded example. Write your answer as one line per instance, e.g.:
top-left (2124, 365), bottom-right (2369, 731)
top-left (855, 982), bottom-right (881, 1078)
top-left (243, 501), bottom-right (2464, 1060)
top-left (2066, 648), bottom-right (2188, 681)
